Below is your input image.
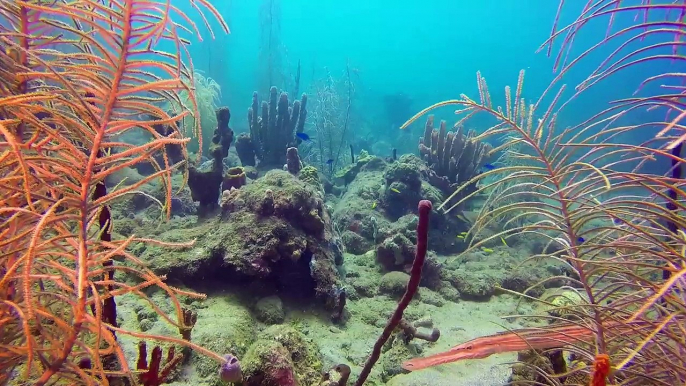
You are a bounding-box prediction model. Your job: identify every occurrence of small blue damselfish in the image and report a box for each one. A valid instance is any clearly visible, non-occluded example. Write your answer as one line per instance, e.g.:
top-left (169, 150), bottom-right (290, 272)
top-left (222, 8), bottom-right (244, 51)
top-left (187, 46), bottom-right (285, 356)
top-left (296, 132), bottom-right (311, 141)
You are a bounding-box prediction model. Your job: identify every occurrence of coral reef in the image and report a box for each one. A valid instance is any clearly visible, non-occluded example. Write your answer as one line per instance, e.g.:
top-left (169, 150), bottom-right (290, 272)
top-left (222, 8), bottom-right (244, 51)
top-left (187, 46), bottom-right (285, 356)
top-left (165, 71), bottom-right (221, 154)
top-left (243, 86), bottom-right (308, 168)
top-left (332, 153), bottom-right (464, 257)
top-left (299, 165), bottom-right (324, 192)
top-left (397, 318), bottom-right (440, 344)
top-left (508, 349), bottom-right (567, 385)
top-left (132, 115), bottom-right (186, 176)
top-left (330, 287), bottom-right (347, 324)
top-left (333, 150), bottom-right (384, 185)
top-left (220, 170), bottom-right (342, 306)
top-left (254, 295), bottom-right (286, 324)
top-left (188, 107), bottom-right (235, 215)
top-left (142, 170), bottom-right (343, 309)
top-left (186, 297), bottom-right (256, 384)
top-left (320, 364), bottom-right (351, 386)
top-left (381, 155), bottom-right (443, 220)
top-left (372, 317), bottom-right (440, 383)
top-left (418, 115), bottom-right (492, 198)
top-left (242, 325), bottom-right (322, 386)
top-left (0, 2), bottom-right (232, 385)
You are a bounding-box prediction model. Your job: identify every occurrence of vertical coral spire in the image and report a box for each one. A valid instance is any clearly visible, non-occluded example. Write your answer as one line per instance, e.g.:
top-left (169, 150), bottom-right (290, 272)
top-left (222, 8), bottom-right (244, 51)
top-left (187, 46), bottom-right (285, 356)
top-left (353, 200), bottom-right (432, 386)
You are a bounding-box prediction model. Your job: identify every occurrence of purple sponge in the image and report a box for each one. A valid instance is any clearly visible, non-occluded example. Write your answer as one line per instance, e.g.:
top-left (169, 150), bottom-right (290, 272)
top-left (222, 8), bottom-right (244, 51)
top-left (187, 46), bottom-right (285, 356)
top-left (219, 353), bottom-right (243, 383)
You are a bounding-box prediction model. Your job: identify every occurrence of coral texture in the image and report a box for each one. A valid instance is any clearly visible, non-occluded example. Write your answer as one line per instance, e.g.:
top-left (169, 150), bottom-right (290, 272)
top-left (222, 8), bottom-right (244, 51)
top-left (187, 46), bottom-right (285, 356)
top-left (188, 107), bottom-right (235, 214)
top-left (247, 86), bottom-right (308, 167)
top-left (286, 146), bottom-right (302, 175)
top-left (223, 166), bottom-right (247, 192)
top-left (143, 170), bottom-right (343, 309)
top-left (418, 115), bottom-right (491, 195)
top-left (0, 1), bottom-right (230, 385)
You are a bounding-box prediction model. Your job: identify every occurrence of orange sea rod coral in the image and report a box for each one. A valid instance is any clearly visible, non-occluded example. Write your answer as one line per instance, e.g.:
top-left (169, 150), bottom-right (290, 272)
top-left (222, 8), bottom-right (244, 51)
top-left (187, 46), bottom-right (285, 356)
top-left (0, 0), bottom-right (229, 384)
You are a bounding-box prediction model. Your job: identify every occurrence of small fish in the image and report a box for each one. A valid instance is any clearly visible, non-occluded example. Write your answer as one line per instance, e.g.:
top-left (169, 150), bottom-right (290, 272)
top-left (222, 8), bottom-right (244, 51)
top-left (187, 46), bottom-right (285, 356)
top-left (482, 163), bottom-right (495, 170)
top-left (296, 132), bottom-right (312, 141)
top-left (577, 237), bottom-right (585, 243)
top-left (459, 231), bottom-right (468, 236)
top-left (456, 214), bottom-right (470, 223)
top-left (371, 202), bottom-right (377, 209)
top-left (456, 235), bottom-right (465, 239)
top-left (481, 247), bottom-right (494, 253)
top-left (390, 188), bottom-right (401, 194)
top-left (326, 158), bottom-right (334, 164)
top-left (613, 218), bottom-right (623, 225)
top-left (500, 237), bottom-right (509, 247)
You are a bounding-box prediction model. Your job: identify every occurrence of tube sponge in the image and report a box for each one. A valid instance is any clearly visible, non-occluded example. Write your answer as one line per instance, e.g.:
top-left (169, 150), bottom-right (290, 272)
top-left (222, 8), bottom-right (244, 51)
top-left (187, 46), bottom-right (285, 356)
top-left (219, 353), bottom-right (243, 383)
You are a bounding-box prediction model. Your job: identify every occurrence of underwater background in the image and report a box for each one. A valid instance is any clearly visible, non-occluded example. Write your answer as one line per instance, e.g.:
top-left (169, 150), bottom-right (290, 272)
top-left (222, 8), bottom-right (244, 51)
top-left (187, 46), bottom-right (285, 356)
top-left (178, 0), bottom-right (677, 175)
top-left (3, 0), bottom-right (686, 385)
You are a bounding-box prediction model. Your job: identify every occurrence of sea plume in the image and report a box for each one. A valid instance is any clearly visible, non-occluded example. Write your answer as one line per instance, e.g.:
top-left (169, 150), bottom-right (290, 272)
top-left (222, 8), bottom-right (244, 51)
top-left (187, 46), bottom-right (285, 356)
top-left (541, 0), bottom-right (686, 150)
top-left (0, 0), bottom-right (229, 384)
top-left (398, 62), bottom-right (686, 384)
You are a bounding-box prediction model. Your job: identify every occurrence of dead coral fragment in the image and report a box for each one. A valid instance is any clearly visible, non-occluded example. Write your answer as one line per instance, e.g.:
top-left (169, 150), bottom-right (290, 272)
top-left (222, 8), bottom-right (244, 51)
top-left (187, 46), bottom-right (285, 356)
top-left (398, 318), bottom-right (440, 344)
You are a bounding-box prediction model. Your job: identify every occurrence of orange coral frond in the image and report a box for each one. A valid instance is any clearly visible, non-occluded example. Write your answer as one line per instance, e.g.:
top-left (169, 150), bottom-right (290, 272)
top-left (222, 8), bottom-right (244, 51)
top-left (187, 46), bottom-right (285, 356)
top-left (1, 0), bottom-right (230, 384)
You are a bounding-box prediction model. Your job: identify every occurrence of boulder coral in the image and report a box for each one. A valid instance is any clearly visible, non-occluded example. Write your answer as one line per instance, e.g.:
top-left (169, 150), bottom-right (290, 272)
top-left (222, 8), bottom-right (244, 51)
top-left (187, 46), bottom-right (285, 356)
top-left (219, 170), bottom-right (343, 307)
top-left (141, 169), bottom-right (343, 310)
top-left (332, 154), bottom-right (464, 256)
top-left (241, 325), bottom-right (322, 386)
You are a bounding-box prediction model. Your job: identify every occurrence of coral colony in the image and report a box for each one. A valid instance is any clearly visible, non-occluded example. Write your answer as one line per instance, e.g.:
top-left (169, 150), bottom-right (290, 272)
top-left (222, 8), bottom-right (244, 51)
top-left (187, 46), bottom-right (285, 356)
top-left (1, 1), bottom-right (685, 386)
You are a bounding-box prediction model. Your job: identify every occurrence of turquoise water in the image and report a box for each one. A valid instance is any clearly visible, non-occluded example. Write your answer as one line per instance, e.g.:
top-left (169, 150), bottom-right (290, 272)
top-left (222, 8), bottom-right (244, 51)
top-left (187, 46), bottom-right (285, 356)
top-left (177, 0), bottom-right (681, 166)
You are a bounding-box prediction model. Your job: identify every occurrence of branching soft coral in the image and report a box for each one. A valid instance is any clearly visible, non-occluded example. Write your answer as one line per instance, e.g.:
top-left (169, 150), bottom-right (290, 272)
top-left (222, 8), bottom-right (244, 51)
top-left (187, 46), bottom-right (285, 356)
top-left (0, 1), bottom-right (229, 385)
top-left (165, 71), bottom-right (222, 156)
top-left (399, 64), bottom-right (686, 383)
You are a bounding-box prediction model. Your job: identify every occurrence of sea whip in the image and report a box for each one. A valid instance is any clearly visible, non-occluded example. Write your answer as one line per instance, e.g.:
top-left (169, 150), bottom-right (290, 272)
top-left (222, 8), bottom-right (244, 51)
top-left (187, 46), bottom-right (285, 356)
top-left (353, 200), bottom-right (432, 386)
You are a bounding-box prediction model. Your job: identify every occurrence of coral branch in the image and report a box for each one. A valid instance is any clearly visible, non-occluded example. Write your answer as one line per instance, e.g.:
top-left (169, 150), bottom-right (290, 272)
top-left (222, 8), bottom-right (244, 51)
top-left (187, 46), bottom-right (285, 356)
top-left (245, 87), bottom-right (308, 167)
top-left (353, 200), bottom-right (432, 386)
top-left (418, 115), bottom-right (492, 200)
top-left (0, 1), bottom-right (230, 384)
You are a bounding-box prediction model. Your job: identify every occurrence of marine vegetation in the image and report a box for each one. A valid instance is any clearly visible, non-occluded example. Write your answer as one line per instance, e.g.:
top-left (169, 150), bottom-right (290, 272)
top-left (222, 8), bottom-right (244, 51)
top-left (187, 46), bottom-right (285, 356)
top-left (399, 1), bottom-right (686, 385)
top-left (166, 71), bottom-right (222, 155)
top-left (0, 1), bottom-right (229, 385)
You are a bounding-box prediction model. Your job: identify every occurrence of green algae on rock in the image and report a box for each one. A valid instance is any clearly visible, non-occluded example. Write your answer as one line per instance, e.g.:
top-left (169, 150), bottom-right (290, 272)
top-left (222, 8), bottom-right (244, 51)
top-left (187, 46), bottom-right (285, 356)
top-left (142, 169), bottom-right (343, 310)
top-left (241, 325), bottom-right (323, 386)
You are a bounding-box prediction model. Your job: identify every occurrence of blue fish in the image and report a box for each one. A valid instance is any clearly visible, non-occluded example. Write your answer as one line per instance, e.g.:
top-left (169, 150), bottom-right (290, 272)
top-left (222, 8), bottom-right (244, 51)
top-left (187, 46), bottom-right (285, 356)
top-left (577, 237), bottom-right (585, 243)
top-left (613, 218), bottom-right (623, 225)
top-left (326, 159), bottom-right (334, 165)
top-left (296, 132), bottom-right (311, 141)
top-left (482, 163), bottom-right (495, 170)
